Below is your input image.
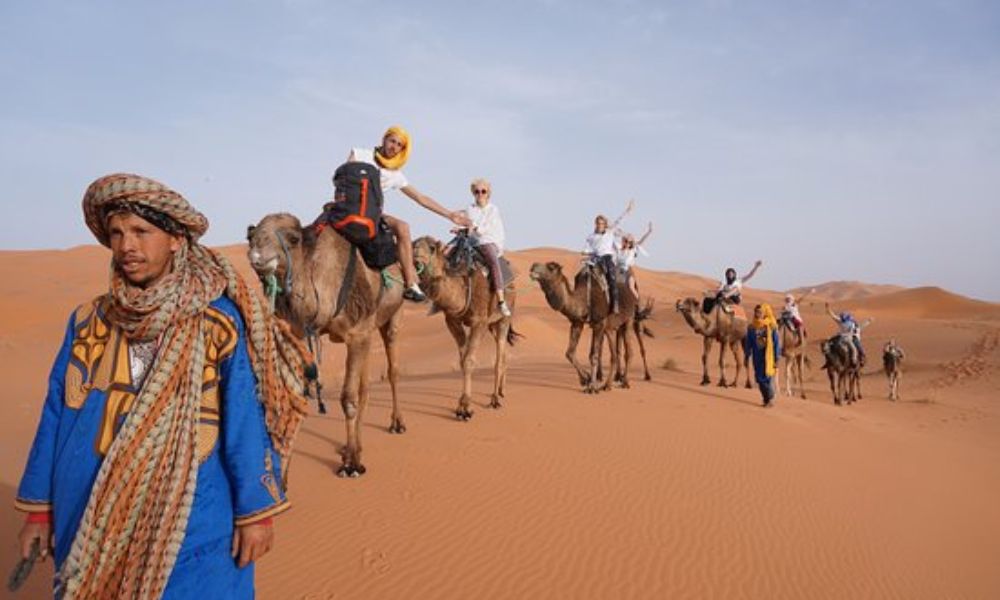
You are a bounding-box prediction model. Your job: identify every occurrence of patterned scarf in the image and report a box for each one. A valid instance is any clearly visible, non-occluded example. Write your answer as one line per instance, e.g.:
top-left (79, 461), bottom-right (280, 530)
top-left (61, 174), bottom-right (312, 599)
top-left (752, 303), bottom-right (778, 377)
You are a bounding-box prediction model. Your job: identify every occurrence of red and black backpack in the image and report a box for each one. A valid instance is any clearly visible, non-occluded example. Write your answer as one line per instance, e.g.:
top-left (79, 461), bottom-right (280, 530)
top-left (326, 162), bottom-right (384, 244)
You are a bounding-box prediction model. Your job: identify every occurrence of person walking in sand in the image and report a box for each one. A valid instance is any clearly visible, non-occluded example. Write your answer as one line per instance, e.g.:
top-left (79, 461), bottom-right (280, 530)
top-left (616, 222), bottom-right (653, 301)
top-left (14, 174), bottom-right (311, 598)
top-left (745, 303), bottom-right (782, 407)
top-left (346, 125), bottom-right (472, 302)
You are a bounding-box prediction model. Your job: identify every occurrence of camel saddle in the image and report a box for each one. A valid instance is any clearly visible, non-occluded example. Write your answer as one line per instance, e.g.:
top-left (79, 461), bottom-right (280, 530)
top-left (446, 232), bottom-right (515, 288)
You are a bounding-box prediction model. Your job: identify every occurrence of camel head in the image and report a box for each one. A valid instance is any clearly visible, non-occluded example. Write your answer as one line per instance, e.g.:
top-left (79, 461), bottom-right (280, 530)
top-left (412, 236), bottom-right (446, 282)
top-left (675, 297), bottom-right (701, 315)
top-left (246, 213), bottom-right (305, 278)
top-left (528, 261), bottom-right (564, 286)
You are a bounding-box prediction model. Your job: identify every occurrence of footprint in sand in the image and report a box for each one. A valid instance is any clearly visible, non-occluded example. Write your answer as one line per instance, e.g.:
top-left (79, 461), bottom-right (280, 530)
top-left (362, 548), bottom-right (392, 575)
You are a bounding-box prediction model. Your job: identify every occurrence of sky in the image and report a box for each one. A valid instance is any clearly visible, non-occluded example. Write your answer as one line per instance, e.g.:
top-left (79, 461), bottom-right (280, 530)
top-left (1, 0), bottom-right (998, 300)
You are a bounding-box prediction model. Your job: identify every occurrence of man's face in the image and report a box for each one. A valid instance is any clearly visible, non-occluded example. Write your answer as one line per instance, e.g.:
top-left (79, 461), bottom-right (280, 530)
top-left (108, 212), bottom-right (182, 288)
top-left (382, 133), bottom-right (405, 158)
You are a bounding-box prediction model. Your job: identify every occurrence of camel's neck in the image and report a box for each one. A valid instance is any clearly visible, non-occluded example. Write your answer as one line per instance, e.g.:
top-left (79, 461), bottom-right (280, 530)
top-left (680, 307), bottom-right (713, 336)
top-left (540, 276), bottom-right (588, 321)
top-left (277, 231), bottom-right (352, 330)
top-left (420, 261), bottom-right (471, 314)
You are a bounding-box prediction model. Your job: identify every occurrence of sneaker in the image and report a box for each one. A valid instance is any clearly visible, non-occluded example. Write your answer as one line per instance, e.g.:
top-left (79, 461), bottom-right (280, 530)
top-left (498, 301), bottom-right (512, 318)
top-left (427, 303), bottom-right (442, 316)
top-left (403, 284), bottom-right (427, 303)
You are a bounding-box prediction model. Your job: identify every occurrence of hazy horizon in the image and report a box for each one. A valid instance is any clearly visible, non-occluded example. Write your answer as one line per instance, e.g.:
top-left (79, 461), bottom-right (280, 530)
top-left (2, 1), bottom-right (998, 300)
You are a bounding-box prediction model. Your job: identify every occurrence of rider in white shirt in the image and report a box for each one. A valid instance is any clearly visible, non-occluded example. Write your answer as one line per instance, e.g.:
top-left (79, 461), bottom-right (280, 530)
top-left (346, 126), bottom-right (471, 302)
top-left (465, 178), bottom-right (511, 317)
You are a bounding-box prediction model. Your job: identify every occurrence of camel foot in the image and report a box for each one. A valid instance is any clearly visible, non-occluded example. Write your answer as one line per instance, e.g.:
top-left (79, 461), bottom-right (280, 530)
top-left (455, 407), bottom-right (474, 421)
top-left (317, 402), bottom-right (328, 415)
top-left (388, 419), bottom-right (407, 434)
top-left (745, 381), bottom-right (752, 390)
top-left (643, 373), bottom-right (652, 382)
top-left (488, 395), bottom-right (503, 409)
top-left (834, 398), bottom-right (842, 406)
top-left (336, 463), bottom-right (367, 478)
top-left (800, 394), bottom-right (807, 400)
top-left (717, 380), bottom-right (728, 388)
top-left (700, 377), bottom-right (711, 386)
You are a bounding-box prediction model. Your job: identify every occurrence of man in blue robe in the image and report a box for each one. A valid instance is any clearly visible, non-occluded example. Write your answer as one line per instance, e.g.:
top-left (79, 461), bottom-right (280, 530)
top-left (14, 174), bottom-right (311, 599)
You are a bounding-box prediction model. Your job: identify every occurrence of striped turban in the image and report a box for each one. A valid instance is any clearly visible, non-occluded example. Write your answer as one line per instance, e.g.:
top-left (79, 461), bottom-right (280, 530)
top-left (83, 173), bottom-right (209, 246)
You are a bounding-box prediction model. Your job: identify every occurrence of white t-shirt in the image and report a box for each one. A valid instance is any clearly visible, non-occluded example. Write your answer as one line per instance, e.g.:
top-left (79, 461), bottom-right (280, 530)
top-left (783, 301), bottom-right (801, 320)
top-left (584, 231), bottom-right (616, 257)
top-left (467, 202), bottom-right (505, 253)
top-left (616, 247), bottom-right (637, 271)
top-left (346, 148), bottom-right (409, 193)
top-left (718, 279), bottom-right (742, 298)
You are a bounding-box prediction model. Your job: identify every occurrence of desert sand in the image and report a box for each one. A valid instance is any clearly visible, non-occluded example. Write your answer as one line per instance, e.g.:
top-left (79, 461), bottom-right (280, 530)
top-left (1, 244), bottom-right (999, 599)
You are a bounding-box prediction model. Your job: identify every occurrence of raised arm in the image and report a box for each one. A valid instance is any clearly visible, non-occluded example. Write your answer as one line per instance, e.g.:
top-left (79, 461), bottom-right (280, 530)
top-left (858, 317), bottom-right (874, 330)
top-left (636, 222), bottom-right (653, 247)
top-left (741, 260), bottom-right (763, 283)
top-left (825, 303), bottom-right (839, 322)
top-left (796, 288), bottom-right (816, 304)
top-left (401, 185), bottom-right (471, 227)
top-left (609, 198), bottom-right (635, 230)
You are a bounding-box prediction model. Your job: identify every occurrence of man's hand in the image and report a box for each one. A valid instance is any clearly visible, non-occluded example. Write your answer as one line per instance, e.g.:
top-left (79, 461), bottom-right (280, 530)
top-left (231, 521), bottom-right (274, 568)
top-left (18, 522), bottom-right (52, 562)
top-left (449, 211), bottom-right (472, 228)
top-left (754, 259), bottom-right (763, 268)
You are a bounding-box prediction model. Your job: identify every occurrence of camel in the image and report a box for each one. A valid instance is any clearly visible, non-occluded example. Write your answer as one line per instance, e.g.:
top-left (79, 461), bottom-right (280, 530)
top-left (247, 213), bottom-right (405, 477)
top-left (411, 236), bottom-right (520, 421)
top-left (883, 339), bottom-right (905, 401)
top-left (822, 335), bottom-right (861, 405)
top-left (528, 261), bottom-right (650, 393)
top-left (674, 297), bottom-right (751, 388)
top-left (777, 320), bottom-right (810, 399)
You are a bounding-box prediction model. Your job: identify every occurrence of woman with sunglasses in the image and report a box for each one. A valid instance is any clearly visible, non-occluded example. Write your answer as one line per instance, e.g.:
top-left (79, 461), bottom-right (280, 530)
top-left (347, 125), bottom-right (471, 302)
top-left (465, 178), bottom-right (511, 317)
top-left (617, 222), bottom-right (653, 301)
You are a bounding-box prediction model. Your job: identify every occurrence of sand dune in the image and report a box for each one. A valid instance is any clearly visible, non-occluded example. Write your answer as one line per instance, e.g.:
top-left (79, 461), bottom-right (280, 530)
top-left (1, 244), bottom-right (999, 599)
top-left (789, 280), bottom-right (906, 302)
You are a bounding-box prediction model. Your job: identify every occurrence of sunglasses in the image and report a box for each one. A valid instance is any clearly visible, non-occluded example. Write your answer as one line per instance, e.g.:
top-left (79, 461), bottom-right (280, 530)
top-left (473, 189), bottom-right (490, 195)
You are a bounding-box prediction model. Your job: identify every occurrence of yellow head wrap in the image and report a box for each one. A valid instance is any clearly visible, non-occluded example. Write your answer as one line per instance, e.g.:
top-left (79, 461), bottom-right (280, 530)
top-left (752, 303), bottom-right (778, 377)
top-left (374, 125), bottom-right (411, 170)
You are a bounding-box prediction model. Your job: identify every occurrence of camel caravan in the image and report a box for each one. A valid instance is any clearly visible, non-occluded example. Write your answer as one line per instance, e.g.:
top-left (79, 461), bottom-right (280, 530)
top-left (245, 126), bottom-right (905, 475)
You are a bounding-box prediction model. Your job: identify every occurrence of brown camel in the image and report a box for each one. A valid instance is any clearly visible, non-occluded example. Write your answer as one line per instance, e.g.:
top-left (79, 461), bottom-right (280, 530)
top-left (883, 339), bottom-right (904, 401)
top-left (247, 213), bottom-right (405, 477)
top-left (822, 335), bottom-right (860, 405)
top-left (674, 297), bottom-right (751, 388)
top-left (528, 261), bottom-right (647, 393)
top-left (778, 321), bottom-right (810, 399)
top-left (412, 236), bottom-right (520, 421)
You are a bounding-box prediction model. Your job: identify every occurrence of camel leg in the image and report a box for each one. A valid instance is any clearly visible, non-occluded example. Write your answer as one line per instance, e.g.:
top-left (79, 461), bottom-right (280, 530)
top-left (798, 356), bottom-right (807, 400)
top-left (565, 321), bottom-right (591, 386)
top-left (445, 316), bottom-right (467, 361)
top-left (488, 321), bottom-right (509, 409)
top-left (618, 326), bottom-right (632, 389)
top-left (601, 328), bottom-right (617, 392)
top-left (701, 337), bottom-right (713, 386)
top-left (585, 325), bottom-right (606, 394)
top-left (634, 321), bottom-right (652, 381)
top-left (456, 324), bottom-right (486, 420)
top-left (717, 340), bottom-right (729, 387)
top-left (338, 336), bottom-right (371, 477)
top-left (381, 314), bottom-right (405, 434)
top-left (828, 368), bottom-right (840, 406)
top-left (729, 341), bottom-right (742, 388)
